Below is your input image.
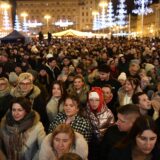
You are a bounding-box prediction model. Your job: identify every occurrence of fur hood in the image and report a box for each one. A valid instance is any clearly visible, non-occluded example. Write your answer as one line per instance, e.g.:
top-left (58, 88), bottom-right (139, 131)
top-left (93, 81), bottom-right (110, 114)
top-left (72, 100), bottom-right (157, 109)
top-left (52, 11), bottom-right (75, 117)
top-left (10, 85), bottom-right (41, 99)
top-left (39, 132), bottom-right (88, 160)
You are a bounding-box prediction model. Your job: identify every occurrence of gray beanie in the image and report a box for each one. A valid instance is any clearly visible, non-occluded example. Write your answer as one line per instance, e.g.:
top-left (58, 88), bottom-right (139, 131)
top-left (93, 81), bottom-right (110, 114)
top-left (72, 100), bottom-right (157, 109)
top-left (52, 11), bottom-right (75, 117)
top-left (9, 72), bottom-right (18, 84)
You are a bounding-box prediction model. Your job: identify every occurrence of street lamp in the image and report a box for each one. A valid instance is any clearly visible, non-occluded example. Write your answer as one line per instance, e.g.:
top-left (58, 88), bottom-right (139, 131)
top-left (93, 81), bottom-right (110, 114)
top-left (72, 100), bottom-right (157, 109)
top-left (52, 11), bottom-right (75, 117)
top-left (21, 12), bottom-right (28, 32)
top-left (44, 15), bottom-right (51, 31)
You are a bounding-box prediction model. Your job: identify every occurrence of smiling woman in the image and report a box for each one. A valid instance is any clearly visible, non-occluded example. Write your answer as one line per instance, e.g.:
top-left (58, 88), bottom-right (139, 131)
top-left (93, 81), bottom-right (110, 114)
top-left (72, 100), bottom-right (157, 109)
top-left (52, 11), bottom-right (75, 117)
top-left (49, 95), bottom-right (92, 142)
top-left (0, 97), bottom-right (46, 160)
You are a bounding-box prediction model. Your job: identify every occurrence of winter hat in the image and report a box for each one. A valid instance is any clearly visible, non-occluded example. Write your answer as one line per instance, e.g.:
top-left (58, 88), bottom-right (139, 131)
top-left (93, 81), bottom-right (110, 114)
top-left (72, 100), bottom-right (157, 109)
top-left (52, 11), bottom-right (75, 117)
top-left (118, 72), bottom-right (127, 81)
top-left (88, 87), bottom-right (104, 112)
top-left (98, 64), bottom-right (110, 73)
top-left (18, 72), bottom-right (33, 83)
top-left (31, 45), bottom-right (39, 54)
top-left (46, 53), bottom-right (53, 59)
top-left (145, 63), bottom-right (155, 73)
top-left (9, 72), bottom-right (18, 84)
top-left (88, 92), bottom-right (100, 100)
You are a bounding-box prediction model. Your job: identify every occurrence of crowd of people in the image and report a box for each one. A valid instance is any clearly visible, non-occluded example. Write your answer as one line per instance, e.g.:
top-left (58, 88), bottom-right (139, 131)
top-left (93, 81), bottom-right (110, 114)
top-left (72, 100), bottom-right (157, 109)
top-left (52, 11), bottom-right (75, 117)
top-left (0, 36), bottom-right (160, 160)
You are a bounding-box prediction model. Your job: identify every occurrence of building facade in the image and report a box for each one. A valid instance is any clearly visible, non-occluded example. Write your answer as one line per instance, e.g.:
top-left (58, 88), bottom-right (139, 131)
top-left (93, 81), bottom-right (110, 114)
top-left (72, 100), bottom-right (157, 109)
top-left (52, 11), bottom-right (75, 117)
top-left (16, 0), bottom-right (99, 33)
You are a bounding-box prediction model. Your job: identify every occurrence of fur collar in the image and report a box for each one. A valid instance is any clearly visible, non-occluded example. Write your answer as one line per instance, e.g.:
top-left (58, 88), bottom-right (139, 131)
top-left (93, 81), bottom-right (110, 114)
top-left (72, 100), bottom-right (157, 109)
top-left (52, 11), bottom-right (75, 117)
top-left (40, 132), bottom-right (88, 160)
top-left (10, 85), bottom-right (40, 99)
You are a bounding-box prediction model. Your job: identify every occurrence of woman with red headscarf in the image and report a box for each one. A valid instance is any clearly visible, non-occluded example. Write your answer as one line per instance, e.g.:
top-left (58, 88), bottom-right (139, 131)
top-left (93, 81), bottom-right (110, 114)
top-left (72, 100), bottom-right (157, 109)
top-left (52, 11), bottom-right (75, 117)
top-left (86, 87), bottom-right (114, 140)
top-left (84, 87), bottom-right (114, 160)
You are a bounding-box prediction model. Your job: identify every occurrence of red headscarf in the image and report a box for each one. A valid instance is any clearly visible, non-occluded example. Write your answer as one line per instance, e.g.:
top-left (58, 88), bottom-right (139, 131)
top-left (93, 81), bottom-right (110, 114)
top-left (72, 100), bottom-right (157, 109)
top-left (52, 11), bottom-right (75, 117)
top-left (88, 87), bottom-right (104, 112)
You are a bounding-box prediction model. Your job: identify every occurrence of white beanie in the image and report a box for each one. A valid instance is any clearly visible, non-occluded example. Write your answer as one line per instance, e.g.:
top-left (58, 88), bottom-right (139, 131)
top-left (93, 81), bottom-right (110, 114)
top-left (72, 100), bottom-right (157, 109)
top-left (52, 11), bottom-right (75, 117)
top-left (89, 92), bottom-right (99, 99)
top-left (145, 63), bottom-right (155, 73)
top-left (118, 72), bottom-right (127, 81)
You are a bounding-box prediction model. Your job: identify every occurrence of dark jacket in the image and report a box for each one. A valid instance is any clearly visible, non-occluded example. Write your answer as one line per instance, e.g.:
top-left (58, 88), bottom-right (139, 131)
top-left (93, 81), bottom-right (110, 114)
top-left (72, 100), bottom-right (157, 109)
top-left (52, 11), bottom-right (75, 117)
top-left (100, 125), bottom-right (127, 160)
top-left (108, 143), bottom-right (160, 160)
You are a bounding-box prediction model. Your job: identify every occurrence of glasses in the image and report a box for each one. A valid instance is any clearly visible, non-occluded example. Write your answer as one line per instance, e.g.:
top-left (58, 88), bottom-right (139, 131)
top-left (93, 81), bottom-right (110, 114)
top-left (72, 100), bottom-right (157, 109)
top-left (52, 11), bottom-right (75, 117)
top-left (19, 82), bottom-right (32, 86)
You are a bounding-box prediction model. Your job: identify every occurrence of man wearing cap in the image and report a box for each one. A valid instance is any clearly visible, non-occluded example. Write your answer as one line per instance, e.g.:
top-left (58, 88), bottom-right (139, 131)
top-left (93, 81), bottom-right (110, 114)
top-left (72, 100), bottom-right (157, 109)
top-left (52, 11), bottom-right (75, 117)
top-left (91, 64), bottom-right (121, 95)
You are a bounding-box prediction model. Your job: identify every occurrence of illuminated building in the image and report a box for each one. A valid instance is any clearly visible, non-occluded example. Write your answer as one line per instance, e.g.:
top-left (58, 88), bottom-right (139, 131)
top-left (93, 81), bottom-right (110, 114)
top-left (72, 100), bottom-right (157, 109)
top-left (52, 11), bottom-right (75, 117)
top-left (16, 0), bottom-right (99, 32)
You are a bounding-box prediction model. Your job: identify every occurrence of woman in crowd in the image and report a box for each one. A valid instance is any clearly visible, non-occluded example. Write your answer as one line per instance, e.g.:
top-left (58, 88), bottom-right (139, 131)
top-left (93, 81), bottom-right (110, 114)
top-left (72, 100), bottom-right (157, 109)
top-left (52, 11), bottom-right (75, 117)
top-left (39, 124), bottom-right (88, 160)
top-left (118, 77), bottom-right (142, 106)
top-left (67, 75), bottom-right (89, 107)
top-left (46, 81), bottom-right (65, 122)
top-left (0, 77), bottom-right (12, 121)
top-left (10, 72), bottom-right (49, 131)
top-left (0, 97), bottom-right (46, 160)
top-left (108, 115), bottom-right (160, 160)
top-left (85, 87), bottom-right (114, 141)
top-left (49, 95), bottom-right (92, 142)
top-left (84, 87), bottom-right (114, 160)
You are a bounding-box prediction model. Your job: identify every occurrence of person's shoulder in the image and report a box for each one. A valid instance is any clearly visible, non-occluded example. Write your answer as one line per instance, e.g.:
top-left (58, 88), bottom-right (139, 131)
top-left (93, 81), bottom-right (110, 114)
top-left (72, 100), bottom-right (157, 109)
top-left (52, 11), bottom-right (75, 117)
top-left (108, 144), bottom-right (132, 160)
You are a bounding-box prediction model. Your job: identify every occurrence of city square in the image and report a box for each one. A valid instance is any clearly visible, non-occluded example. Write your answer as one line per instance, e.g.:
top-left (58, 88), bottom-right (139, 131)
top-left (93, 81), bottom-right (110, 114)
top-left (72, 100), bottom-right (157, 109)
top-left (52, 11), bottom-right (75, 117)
top-left (0, 0), bottom-right (160, 160)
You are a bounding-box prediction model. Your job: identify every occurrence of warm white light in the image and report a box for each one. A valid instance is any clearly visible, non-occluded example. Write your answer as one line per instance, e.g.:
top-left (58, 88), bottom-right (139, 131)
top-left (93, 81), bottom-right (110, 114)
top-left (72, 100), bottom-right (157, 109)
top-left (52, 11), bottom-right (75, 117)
top-left (44, 15), bottom-right (51, 20)
top-left (99, 1), bottom-right (108, 7)
top-left (1, 3), bottom-right (10, 9)
top-left (21, 12), bottom-right (28, 18)
top-left (54, 19), bottom-right (73, 27)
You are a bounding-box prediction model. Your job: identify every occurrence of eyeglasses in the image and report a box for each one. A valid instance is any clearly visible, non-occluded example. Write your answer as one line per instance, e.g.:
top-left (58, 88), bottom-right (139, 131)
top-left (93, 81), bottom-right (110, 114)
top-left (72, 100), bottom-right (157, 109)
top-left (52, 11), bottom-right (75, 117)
top-left (19, 82), bottom-right (32, 86)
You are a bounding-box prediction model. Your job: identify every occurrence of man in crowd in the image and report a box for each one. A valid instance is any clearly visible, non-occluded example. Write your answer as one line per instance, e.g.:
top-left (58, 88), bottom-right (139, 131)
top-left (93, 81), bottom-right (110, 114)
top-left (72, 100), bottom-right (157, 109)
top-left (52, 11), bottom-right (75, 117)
top-left (100, 104), bottom-right (141, 160)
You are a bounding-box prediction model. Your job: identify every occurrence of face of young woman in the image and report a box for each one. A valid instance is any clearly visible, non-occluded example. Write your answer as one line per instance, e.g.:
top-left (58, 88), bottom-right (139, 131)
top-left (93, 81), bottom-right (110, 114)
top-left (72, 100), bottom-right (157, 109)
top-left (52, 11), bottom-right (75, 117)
top-left (73, 78), bottom-right (84, 90)
top-left (53, 133), bottom-right (72, 157)
top-left (52, 84), bottom-right (62, 98)
top-left (12, 103), bottom-right (27, 121)
top-left (136, 130), bottom-right (157, 155)
top-left (64, 98), bottom-right (79, 117)
top-left (89, 98), bottom-right (100, 110)
top-left (124, 81), bottom-right (134, 92)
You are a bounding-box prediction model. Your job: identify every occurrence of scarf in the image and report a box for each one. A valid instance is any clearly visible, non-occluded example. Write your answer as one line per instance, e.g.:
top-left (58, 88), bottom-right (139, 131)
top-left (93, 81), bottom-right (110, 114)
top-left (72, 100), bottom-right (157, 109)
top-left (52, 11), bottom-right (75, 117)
top-left (5, 111), bottom-right (35, 160)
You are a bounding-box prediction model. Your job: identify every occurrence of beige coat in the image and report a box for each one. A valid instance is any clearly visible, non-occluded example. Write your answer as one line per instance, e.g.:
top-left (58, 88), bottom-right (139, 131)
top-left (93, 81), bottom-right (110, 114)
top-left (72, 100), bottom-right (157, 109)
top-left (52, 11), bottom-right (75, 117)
top-left (39, 132), bottom-right (88, 160)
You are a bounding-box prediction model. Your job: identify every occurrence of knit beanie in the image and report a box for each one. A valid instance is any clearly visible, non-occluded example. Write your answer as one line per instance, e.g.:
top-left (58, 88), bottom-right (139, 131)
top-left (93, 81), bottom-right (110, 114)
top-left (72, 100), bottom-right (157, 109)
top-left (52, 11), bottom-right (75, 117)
top-left (118, 72), bottom-right (127, 81)
top-left (145, 63), bottom-right (155, 73)
top-left (9, 72), bottom-right (18, 84)
top-left (18, 72), bottom-right (33, 83)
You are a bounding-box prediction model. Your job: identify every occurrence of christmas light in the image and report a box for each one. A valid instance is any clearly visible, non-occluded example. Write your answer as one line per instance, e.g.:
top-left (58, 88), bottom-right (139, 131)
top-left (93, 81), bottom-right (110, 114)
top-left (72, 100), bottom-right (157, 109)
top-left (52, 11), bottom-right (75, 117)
top-left (132, 0), bottom-right (153, 15)
top-left (14, 15), bottom-right (22, 31)
top-left (106, 1), bottom-right (115, 28)
top-left (116, 0), bottom-right (127, 26)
